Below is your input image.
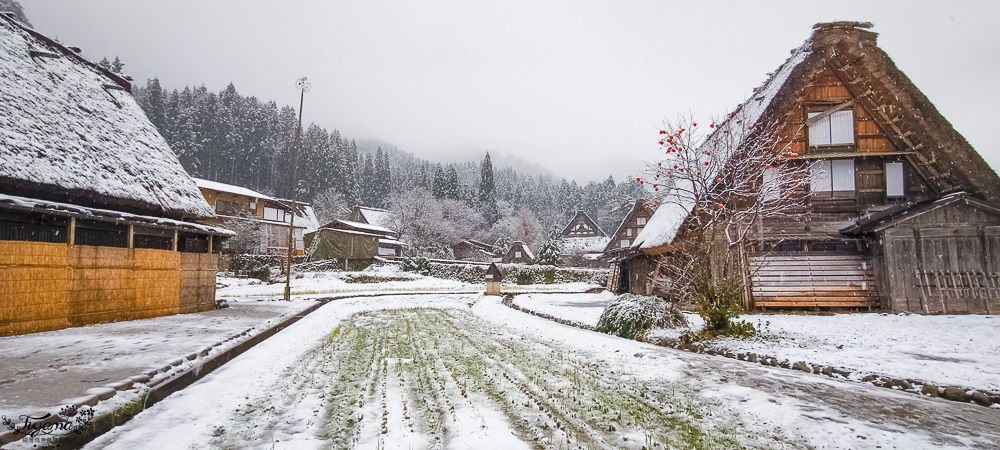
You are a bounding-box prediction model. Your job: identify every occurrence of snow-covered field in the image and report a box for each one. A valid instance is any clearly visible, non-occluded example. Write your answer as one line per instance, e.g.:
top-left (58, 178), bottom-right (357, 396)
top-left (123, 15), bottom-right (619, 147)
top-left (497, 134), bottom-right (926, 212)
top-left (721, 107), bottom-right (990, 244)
top-left (709, 313), bottom-right (1000, 393)
top-left (81, 293), bottom-right (1000, 449)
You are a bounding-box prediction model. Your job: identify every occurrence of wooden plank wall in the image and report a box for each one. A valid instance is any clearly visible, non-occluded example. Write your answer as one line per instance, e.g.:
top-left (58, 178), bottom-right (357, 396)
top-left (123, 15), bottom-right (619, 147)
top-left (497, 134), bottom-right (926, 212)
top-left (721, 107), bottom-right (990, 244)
top-left (751, 253), bottom-right (878, 308)
top-left (0, 241), bottom-right (218, 337)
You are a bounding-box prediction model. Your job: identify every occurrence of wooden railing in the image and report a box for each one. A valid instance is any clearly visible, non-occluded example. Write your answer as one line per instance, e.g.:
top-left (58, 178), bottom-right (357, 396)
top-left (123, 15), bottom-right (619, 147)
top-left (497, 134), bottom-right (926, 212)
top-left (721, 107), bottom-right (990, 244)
top-left (915, 270), bottom-right (999, 314)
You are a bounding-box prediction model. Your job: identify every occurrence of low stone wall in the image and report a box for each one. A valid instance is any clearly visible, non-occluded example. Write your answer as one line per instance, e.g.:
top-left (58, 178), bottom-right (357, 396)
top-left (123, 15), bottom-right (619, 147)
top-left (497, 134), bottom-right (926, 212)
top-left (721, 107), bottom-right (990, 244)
top-left (0, 241), bottom-right (217, 336)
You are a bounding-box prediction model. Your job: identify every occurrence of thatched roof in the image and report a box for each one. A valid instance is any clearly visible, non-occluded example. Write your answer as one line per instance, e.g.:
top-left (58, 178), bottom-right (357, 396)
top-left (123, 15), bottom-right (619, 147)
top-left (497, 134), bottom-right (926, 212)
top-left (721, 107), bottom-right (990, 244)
top-left (0, 14), bottom-right (215, 220)
top-left (633, 21), bottom-right (1000, 252)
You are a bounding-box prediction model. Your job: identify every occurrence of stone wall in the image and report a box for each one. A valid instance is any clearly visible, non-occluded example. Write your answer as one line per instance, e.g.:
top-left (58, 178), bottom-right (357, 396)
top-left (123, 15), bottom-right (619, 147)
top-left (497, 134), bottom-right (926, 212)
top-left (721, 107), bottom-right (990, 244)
top-left (0, 241), bottom-right (217, 336)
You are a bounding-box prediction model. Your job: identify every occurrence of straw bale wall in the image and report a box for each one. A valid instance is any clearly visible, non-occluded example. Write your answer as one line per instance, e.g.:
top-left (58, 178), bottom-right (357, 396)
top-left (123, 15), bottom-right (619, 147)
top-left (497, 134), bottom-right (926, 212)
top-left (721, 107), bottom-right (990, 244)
top-left (0, 241), bottom-right (217, 336)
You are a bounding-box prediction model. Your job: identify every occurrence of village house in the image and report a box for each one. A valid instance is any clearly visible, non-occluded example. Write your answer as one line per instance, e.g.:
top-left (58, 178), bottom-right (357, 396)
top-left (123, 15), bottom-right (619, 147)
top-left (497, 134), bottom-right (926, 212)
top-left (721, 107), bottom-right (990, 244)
top-left (603, 200), bottom-right (656, 294)
top-left (348, 205), bottom-right (397, 231)
top-left (501, 241), bottom-right (534, 264)
top-left (305, 218), bottom-right (405, 268)
top-left (0, 13), bottom-right (233, 336)
top-left (193, 178), bottom-right (318, 256)
top-left (626, 22), bottom-right (1000, 313)
top-left (558, 210), bottom-right (610, 268)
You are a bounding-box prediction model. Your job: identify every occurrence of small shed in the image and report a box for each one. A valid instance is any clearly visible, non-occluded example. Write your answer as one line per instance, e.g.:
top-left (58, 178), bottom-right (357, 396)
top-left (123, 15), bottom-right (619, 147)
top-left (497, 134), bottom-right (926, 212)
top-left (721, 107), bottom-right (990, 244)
top-left (485, 262), bottom-right (503, 295)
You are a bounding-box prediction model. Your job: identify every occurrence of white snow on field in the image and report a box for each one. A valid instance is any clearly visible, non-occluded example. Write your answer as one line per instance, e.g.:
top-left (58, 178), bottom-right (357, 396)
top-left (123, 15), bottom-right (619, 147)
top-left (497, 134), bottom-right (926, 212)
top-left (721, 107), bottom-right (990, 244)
top-left (511, 291), bottom-right (614, 326)
top-left (708, 313), bottom-right (1000, 392)
top-left (217, 269), bottom-right (473, 298)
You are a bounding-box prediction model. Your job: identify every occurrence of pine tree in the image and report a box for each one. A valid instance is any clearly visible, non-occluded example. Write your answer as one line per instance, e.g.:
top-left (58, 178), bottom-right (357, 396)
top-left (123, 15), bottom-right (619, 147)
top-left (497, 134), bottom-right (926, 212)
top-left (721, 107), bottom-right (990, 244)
top-left (479, 153), bottom-right (500, 224)
top-left (534, 229), bottom-right (563, 266)
top-left (445, 166), bottom-right (461, 200)
top-left (432, 164), bottom-right (446, 198)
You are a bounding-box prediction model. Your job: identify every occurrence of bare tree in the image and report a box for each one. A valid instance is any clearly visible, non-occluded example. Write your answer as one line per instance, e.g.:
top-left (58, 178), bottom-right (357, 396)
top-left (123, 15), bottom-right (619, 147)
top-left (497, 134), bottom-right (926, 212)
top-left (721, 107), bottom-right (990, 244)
top-left (312, 187), bottom-right (349, 225)
top-left (220, 211), bottom-right (267, 254)
top-left (641, 109), bottom-right (810, 320)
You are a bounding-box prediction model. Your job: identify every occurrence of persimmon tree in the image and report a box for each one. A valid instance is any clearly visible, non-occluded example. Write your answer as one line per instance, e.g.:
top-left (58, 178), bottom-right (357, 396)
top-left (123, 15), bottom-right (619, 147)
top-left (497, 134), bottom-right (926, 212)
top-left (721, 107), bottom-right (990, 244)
top-left (638, 108), bottom-right (811, 333)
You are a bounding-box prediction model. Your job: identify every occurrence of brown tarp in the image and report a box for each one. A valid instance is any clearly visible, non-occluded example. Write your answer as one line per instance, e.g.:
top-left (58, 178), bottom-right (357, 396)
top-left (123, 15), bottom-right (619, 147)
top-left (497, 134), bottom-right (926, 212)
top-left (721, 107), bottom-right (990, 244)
top-left (305, 229), bottom-right (379, 259)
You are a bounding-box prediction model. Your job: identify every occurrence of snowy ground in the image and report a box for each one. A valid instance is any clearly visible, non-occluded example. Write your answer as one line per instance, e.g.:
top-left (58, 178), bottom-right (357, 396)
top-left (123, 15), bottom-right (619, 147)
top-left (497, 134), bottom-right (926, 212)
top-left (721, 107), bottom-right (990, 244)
top-left (218, 265), bottom-right (598, 299)
top-left (0, 298), bottom-right (315, 421)
top-left (509, 293), bottom-right (1000, 395)
top-left (707, 313), bottom-right (1000, 393)
top-left (82, 293), bottom-right (1000, 449)
top-left (511, 291), bottom-right (615, 326)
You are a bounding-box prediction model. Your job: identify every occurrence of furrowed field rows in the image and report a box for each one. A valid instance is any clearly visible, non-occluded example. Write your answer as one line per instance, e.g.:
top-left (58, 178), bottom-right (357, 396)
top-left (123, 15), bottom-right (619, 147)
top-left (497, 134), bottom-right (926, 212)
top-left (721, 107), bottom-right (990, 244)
top-left (211, 308), bottom-right (771, 449)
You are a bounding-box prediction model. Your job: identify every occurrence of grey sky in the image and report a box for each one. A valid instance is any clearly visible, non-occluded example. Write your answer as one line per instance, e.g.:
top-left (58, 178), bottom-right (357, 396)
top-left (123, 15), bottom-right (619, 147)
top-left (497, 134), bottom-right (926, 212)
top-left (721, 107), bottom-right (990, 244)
top-left (24, 0), bottom-right (1000, 183)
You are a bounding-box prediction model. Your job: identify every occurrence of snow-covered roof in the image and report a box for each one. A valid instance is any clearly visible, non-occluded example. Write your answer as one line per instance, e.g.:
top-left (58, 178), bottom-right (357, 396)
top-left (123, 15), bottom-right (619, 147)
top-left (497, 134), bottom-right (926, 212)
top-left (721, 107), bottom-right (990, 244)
top-left (296, 204), bottom-right (320, 234)
top-left (632, 42), bottom-right (812, 251)
top-left (0, 193), bottom-right (234, 236)
top-left (0, 15), bottom-right (215, 220)
top-left (378, 238), bottom-right (405, 247)
top-left (193, 178), bottom-right (274, 201)
top-left (355, 206), bottom-right (396, 230)
top-left (562, 236), bottom-right (611, 255)
top-left (509, 241), bottom-right (534, 260)
top-left (334, 219), bottom-right (396, 236)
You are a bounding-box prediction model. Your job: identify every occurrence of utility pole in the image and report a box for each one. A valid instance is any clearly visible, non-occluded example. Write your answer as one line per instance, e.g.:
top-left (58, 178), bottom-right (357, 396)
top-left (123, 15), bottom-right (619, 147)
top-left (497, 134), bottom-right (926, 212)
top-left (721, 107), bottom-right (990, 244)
top-left (285, 77), bottom-right (311, 301)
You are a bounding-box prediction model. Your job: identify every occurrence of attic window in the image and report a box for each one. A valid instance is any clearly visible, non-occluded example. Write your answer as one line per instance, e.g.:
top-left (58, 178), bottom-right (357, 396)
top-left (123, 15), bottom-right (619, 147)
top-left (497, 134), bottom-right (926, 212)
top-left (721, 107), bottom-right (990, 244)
top-left (808, 110), bottom-right (854, 146)
top-left (636, 217), bottom-right (646, 226)
top-left (885, 162), bottom-right (905, 197)
top-left (810, 160), bottom-right (855, 195)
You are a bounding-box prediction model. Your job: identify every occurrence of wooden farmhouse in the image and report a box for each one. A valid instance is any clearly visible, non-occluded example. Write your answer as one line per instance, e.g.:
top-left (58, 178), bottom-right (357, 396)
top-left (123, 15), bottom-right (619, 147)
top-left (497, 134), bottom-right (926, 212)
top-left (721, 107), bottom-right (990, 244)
top-left (502, 241), bottom-right (534, 264)
top-left (558, 210), bottom-right (610, 268)
top-left (194, 178), bottom-right (318, 256)
top-left (451, 239), bottom-right (495, 262)
top-left (603, 200), bottom-right (656, 294)
top-left (626, 22), bottom-right (1000, 313)
top-left (0, 14), bottom-right (233, 336)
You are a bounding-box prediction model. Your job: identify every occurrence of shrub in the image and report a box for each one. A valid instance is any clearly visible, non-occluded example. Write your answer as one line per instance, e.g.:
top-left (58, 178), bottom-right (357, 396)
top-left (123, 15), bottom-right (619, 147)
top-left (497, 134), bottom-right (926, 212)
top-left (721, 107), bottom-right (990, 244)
top-left (515, 272), bottom-right (534, 285)
top-left (597, 294), bottom-right (687, 340)
top-left (685, 282), bottom-right (756, 340)
top-left (401, 255), bottom-right (431, 275)
top-left (230, 254), bottom-right (271, 283)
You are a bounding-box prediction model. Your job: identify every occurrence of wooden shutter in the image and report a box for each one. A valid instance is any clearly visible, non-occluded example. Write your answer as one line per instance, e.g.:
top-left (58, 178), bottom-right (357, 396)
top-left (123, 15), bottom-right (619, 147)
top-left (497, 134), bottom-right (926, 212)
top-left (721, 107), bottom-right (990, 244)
top-left (831, 159), bottom-right (856, 192)
top-left (885, 162), bottom-right (904, 197)
top-left (810, 160), bottom-right (832, 192)
top-left (830, 110), bottom-right (854, 145)
top-left (808, 112), bottom-right (830, 146)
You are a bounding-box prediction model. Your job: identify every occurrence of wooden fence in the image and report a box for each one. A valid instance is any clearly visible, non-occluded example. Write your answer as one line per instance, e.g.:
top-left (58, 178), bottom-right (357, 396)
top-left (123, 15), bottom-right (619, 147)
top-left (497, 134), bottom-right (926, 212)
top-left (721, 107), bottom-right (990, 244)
top-left (750, 253), bottom-right (878, 309)
top-left (914, 270), bottom-right (999, 314)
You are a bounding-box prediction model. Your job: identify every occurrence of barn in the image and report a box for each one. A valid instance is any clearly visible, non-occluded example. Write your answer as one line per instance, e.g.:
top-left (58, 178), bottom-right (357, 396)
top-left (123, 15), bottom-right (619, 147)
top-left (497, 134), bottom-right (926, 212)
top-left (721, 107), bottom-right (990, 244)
top-left (630, 22), bottom-right (1000, 313)
top-left (0, 14), bottom-right (232, 336)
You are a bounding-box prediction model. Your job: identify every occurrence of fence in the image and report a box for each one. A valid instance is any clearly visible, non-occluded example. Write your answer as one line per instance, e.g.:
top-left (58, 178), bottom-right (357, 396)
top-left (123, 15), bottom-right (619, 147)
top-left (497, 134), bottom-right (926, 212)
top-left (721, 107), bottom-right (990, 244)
top-left (914, 270), bottom-right (1000, 314)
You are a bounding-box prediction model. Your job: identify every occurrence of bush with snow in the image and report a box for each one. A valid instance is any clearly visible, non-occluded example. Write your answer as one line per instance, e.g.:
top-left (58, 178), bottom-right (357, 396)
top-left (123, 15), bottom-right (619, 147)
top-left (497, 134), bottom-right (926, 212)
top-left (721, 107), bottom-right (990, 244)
top-left (597, 294), bottom-right (687, 340)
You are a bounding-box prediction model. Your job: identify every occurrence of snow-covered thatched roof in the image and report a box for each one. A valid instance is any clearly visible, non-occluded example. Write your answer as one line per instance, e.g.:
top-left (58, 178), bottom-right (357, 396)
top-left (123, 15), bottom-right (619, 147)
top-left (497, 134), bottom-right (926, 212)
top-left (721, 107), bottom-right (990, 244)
top-left (0, 14), bottom-right (215, 220)
top-left (632, 41), bottom-right (812, 251)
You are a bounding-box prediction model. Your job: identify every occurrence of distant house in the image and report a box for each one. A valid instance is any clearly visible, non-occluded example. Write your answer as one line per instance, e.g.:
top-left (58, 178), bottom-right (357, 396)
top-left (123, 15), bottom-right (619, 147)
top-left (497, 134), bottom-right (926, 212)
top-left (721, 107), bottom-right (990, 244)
top-left (558, 210), bottom-right (609, 267)
top-left (602, 200), bottom-right (656, 294)
top-left (502, 241), bottom-right (534, 264)
top-left (305, 218), bottom-right (404, 266)
top-left (451, 239), bottom-right (494, 262)
top-left (193, 178), bottom-right (316, 256)
top-left (626, 22), bottom-right (1000, 313)
top-left (0, 13), bottom-right (232, 336)
top-left (348, 205), bottom-right (398, 233)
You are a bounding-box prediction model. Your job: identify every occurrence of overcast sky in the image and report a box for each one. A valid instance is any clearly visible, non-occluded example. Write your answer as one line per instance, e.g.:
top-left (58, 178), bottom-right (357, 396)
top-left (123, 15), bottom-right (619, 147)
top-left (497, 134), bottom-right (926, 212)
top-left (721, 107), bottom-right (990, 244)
top-left (24, 0), bottom-right (1000, 183)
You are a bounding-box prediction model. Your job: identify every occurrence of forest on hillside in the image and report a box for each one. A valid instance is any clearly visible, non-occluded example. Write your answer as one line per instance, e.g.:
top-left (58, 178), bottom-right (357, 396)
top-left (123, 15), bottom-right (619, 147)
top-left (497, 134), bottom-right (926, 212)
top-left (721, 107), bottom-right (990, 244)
top-left (130, 78), bottom-right (647, 255)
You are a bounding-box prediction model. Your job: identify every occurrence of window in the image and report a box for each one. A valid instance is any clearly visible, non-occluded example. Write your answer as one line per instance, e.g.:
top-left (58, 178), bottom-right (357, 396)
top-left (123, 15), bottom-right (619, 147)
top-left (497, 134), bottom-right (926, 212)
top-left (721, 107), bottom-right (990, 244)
top-left (249, 200), bottom-right (256, 211)
top-left (808, 110), bottom-right (854, 146)
top-left (885, 162), bottom-right (905, 197)
top-left (636, 217), bottom-right (646, 226)
top-left (626, 228), bottom-right (633, 237)
top-left (761, 167), bottom-right (780, 200)
top-left (811, 160), bottom-right (855, 193)
top-left (620, 239), bottom-right (629, 248)
top-left (515, 251), bottom-right (522, 258)
top-left (263, 207), bottom-right (283, 221)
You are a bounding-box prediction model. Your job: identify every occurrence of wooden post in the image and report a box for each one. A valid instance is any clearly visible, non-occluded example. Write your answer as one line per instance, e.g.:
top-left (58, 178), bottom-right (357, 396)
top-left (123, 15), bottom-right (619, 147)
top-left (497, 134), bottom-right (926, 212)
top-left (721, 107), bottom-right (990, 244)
top-left (172, 229), bottom-right (178, 252)
top-left (127, 224), bottom-right (134, 249)
top-left (68, 217), bottom-right (76, 246)
top-left (208, 234), bottom-right (213, 254)
top-left (912, 229), bottom-right (930, 314)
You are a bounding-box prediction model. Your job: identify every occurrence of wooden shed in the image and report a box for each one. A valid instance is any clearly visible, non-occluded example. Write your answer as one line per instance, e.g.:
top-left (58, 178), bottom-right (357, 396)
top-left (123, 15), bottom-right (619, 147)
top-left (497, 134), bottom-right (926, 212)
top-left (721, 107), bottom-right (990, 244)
top-left (485, 262), bottom-right (504, 295)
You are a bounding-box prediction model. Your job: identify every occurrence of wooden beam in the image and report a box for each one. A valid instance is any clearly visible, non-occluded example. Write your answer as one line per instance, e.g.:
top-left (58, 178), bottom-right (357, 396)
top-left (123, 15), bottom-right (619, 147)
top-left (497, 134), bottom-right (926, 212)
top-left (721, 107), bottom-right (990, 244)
top-left (172, 229), bottom-right (178, 252)
top-left (208, 235), bottom-right (213, 254)
top-left (127, 224), bottom-right (134, 248)
top-left (68, 217), bottom-right (76, 246)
